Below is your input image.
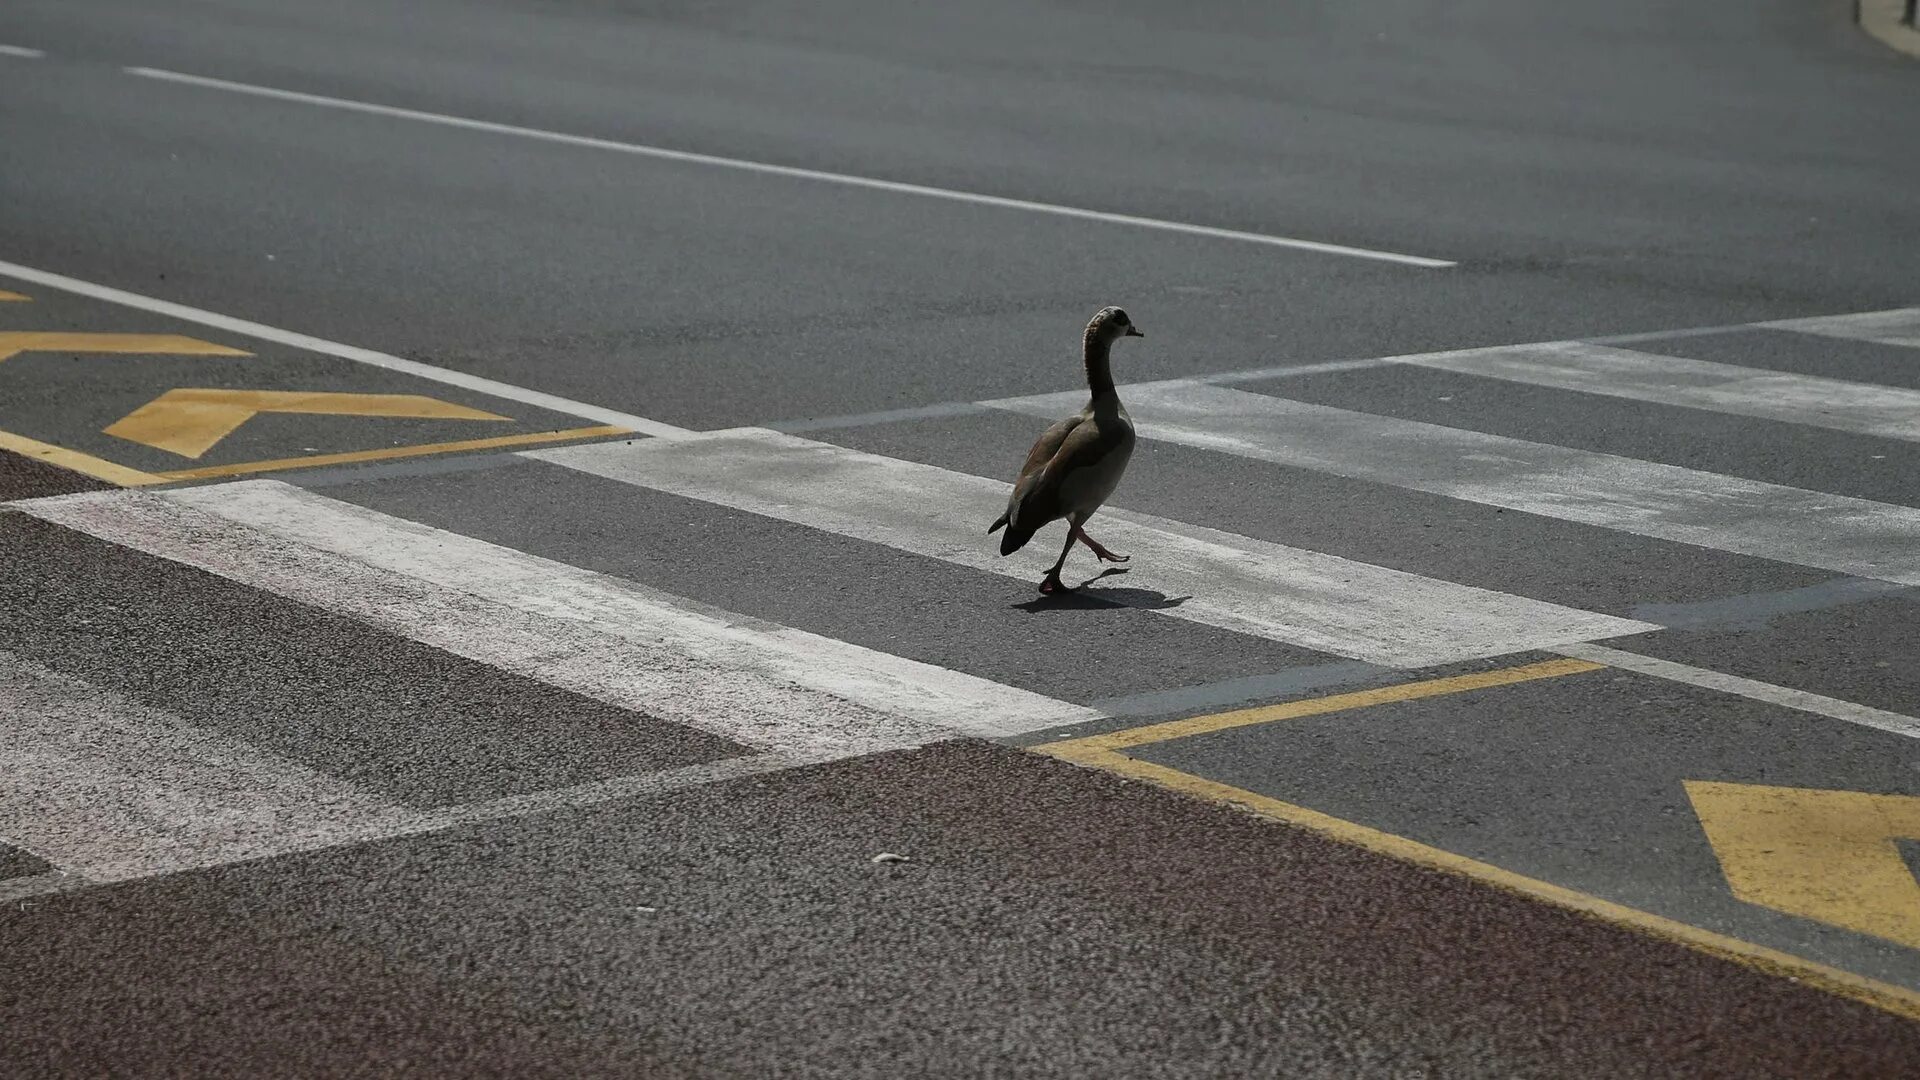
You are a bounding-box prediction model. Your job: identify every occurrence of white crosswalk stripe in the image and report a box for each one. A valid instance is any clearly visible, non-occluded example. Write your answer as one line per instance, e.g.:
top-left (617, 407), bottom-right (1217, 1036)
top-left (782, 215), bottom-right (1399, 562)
top-left (988, 381), bottom-right (1920, 585)
top-left (0, 651), bottom-right (424, 883)
top-left (9, 302), bottom-right (1920, 895)
top-left (524, 430), bottom-right (1654, 667)
top-left (17, 482), bottom-right (1099, 754)
top-left (1759, 307), bottom-right (1920, 348)
top-left (1396, 342), bottom-right (1920, 441)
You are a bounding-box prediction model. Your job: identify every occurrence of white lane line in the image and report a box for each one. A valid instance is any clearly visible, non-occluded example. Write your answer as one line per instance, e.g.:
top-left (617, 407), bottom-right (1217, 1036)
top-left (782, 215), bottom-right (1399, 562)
top-left (18, 481), bottom-right (1095, 751)
top-left (0, 258), bottom-right (692, 438)
top-left (1556, 644), bottom-right (1920, 740)
top-left (525, 430), bottom-right (1654, 667)
top-left (0, 45), bottom-right (46, 59)
top-left (0, 651), bottom-right (429, 883)
top-left (989, 381), bottom-right (1920, 585)
top-left (1400, 341), bottom-right (1920, 442)
top-left (1759, 308), bottom-right (1920, 349)
top-left (124, 66), bottom-right (1457, 270)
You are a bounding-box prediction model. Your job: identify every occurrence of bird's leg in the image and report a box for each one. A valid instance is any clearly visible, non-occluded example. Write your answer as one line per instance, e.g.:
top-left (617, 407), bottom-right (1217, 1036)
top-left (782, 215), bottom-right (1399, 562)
top-left (1073, 525), bottom-right (1130, 563)
top-left (1039, 527), bottom-right (1077, 593)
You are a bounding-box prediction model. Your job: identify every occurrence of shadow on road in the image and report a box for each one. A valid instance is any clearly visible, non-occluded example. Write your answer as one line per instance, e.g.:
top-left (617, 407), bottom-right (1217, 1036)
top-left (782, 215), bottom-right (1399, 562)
top-left (1012, 568), bottom-right (1192, 612)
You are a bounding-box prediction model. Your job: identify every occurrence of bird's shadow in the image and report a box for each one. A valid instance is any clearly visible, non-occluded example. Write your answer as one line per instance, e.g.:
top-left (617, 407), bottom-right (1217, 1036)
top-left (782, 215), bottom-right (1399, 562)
top-left (1012, 568), bottom-right (1193, 612)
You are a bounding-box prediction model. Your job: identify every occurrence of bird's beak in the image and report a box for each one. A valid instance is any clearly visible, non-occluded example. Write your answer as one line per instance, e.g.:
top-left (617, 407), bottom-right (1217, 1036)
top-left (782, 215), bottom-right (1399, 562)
top-left (1125, 327), bottom-right (1145, 338)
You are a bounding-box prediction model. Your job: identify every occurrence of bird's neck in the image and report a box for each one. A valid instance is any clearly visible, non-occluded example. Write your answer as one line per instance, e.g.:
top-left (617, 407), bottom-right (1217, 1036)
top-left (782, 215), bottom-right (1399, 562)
top-left (1083, 329), bottom-right (1117, 403)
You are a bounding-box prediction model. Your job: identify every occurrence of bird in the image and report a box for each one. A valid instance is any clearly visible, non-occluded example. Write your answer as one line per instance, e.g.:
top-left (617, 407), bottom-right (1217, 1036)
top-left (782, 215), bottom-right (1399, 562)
top-left (988, 306), bottom-right (1144, 594)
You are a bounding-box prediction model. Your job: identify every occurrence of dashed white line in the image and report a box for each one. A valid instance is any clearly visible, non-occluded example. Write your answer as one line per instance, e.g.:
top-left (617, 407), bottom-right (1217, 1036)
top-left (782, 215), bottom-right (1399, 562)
top-left (123, 65), bottom-right (1457, 269)
top-left (0, 45), bottom-right (46, 59)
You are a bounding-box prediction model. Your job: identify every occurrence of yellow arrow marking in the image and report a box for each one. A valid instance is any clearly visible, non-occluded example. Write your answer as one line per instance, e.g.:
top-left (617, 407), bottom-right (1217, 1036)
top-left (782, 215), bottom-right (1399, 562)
top-left (105, 389), bottom-right (510, 459)
top-left (0, 289), bottom-right (30, 302)
top-left (0, 332), bottom-right (250, 363)
top-left (1687, 780), bottom-right (1920, 950)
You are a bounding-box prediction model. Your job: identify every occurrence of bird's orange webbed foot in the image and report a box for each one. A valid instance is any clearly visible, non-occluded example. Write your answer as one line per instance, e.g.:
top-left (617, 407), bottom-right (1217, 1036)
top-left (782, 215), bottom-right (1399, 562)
top-left (1074, 527), bottom-right (1130, 564)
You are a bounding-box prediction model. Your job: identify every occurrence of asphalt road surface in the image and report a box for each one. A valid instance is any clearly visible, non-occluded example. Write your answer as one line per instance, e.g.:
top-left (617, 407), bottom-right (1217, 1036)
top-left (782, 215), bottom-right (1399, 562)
top-left (5, 1), bottom-right (1920, 1075)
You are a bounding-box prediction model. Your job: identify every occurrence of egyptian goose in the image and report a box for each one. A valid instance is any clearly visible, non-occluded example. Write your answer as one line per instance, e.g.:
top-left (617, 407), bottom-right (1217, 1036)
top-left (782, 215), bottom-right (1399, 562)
top-left (988, 306), bottom-right (1144, 593)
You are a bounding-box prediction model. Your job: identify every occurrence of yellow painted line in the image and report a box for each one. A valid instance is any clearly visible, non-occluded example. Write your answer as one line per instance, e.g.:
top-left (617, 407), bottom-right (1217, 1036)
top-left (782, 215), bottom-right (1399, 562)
top-left (106, 389), bottom-right (510, 458)
top-left (0, 429), bottom-right (164, 487)
top-left (0, 332), bottom-right (250, 363)
top-left (1687, 781), bottom-right (1920, 951)
top-left (1048, 657), bottom-right (1602, 761)
top-left (1046, 748), bottom-right (1920, 1024)
top-left (1036, 659), bottom-right (1920, 1023)
top-left (151, 425), bottom-right (631, 481)
top-left (0, 289), bottom-right (30, 302)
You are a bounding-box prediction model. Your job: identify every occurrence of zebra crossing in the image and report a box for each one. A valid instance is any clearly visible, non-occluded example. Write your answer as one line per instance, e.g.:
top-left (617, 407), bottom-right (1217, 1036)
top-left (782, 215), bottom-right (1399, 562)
top-left (4, 304), bottom-right (1919, 903)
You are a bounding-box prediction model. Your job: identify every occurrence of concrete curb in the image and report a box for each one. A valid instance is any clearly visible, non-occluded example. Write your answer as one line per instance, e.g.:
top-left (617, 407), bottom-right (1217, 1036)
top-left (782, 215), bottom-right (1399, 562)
top-left (1858, 0), bottom-right (1920, 58)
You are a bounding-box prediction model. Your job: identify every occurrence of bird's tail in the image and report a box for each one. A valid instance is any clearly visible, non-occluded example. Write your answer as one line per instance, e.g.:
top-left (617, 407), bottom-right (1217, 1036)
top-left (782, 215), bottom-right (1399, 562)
top-left (987, 512), bottom-right (1008, 534)
top-left (998, 520), bottom-right (1039, 556)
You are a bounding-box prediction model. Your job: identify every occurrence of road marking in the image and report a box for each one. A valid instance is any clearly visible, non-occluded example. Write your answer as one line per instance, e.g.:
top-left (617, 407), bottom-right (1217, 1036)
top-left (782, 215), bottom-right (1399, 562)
top-left (0, 289), bottom-right (29, 301)
top-left (990, 381), bottom-right (1920, 585)
top-left (0, 648), bottom-right (846, 895)
top-left (1401, 341), bottom-right (1920, 442)
top-left (1760, 308), bottom-right (1920, 349)
top-left (0, 651), bottom-right (426, 883)
top-left (0, 331), bottom-right (249, 364)
top-left (0, 428), bottom-right (164, 486)
top-left (526, 430), bottom-right (1654, 667)
top-left (1553, 644), bottom-right (1920, 739)
top-left (123, 66), bottom-right (1457, 270)
top-left (1044, 749), bottom-right (1920, 1022)
top-left (148, 424), bottom-right (629, 482)
top-left (1687, 781), bottom-right (1920, 951)
top-left (17, 481), bottom-right (1097, 753)
top-left (757, 305), bottom-right (1908, 436)
top-left (0, 45), bottom-right (45, 59)
top-left (0, 258), bottom-right (693, 437)
top-left (1047, 658), bottom-right (1601, 761)
top-left (1036, 666), bottom-right (1920, 1023)
top-left (104, 388), bottom-right (509, 458)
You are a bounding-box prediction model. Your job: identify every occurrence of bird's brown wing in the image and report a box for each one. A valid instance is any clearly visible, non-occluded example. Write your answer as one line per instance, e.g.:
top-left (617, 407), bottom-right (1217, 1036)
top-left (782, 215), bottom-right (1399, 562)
top-left (991, 412), bottom-right (1083, 534)
top-left (1016, 413), bottom-right (1084, 482)
top-left (1007, 412), bottom-right (1132, 532)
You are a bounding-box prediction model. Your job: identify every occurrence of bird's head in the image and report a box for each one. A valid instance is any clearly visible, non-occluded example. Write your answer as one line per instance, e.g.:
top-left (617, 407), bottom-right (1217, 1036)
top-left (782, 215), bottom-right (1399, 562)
top-left (1087, 306), bottom-right (1144, 344)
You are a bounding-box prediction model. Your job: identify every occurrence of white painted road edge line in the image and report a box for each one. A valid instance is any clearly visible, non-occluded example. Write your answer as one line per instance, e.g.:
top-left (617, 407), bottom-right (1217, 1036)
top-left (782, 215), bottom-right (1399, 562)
top-left (123, 66), bottom-right (1457, 269)
top-left (0, 44), bottom-right (47, 59)
top-left (1555, 643), bottom-right (1920, 740)
top-left (0, 257), bottom-right (694, 439)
